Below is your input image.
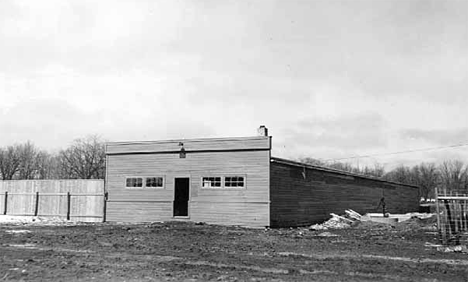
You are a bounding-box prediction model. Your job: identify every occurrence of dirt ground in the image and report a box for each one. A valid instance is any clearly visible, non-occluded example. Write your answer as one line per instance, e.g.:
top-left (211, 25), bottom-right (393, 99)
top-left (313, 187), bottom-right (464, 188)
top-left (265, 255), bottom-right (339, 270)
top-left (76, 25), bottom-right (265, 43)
top-left (1, 217), bottom-right (468, 281)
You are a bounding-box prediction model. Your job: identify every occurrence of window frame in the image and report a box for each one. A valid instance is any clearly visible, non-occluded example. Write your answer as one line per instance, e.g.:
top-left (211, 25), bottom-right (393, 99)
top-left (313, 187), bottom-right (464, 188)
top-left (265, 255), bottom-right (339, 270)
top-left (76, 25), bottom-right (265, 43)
top-left (125, 177), bottom-right (144, 188)
top-left (125, 176), bottom-right (165, 189)
top-left (201, 176), bottom-right (223, 189)
top-left (224, 175), bottom-right (246, 188)
top-left (200, 175), bottom-right (247, 189)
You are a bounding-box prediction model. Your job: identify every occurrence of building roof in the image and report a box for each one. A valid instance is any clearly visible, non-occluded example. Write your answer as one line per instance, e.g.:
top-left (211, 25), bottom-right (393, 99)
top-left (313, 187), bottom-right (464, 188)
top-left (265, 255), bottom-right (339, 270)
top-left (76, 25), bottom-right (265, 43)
top-left (106, 136), bottom-right (271, 155)
top-left (106, 136), bottom-right (270, 146)
top-left (271, 157), bottom-right (418, 189)
top-left (105, 134), bottom-right (417, 189)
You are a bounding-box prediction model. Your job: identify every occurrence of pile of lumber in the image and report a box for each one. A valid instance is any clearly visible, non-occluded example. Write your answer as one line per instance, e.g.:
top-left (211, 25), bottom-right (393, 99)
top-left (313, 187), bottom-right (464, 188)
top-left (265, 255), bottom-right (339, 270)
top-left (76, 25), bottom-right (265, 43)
top-left (309, 210), bottom-right (362, 230)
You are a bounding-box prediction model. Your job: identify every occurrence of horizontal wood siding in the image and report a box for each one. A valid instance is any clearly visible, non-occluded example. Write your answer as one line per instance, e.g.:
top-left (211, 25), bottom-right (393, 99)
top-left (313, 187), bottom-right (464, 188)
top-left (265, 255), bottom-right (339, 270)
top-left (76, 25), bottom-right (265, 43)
top-left (270, 162), bottom-right (419, 227)
top-left (190, 202), bottom-right (269, 228)
top-left (106, 201), bottom-right (173, 222)
top-left (107, 137), bottom-right (271, 154)
top-left (383, 186), bottom-right (420, 214)
top-left (106, 139), bottom-right (270, 227)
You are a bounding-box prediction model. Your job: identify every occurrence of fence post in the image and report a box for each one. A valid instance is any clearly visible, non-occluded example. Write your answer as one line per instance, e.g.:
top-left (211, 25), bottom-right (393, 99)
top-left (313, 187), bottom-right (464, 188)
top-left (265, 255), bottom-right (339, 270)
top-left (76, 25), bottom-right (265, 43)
top-left (66, 192), bottom-right (71, 221)
top-left (34, 192), bottom-right (39, 216)
top-left (444, 199), bottom-right (458, 244)
top-left (102, 192), bottom-right (108, 223)
top-left (435, 187), bottom-right (441, 243)
top-left (3, 191), bottom-right (7, 215)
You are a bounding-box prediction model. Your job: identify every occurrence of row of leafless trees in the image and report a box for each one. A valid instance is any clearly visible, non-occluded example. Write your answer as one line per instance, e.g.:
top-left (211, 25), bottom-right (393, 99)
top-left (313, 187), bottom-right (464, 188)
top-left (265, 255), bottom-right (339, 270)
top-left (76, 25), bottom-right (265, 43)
top-left (301, 157), bottom-right (468, 201)
top-left (383, 161), bottom-right (468, 201)
top-left (0, 136), bottom-right (105, 180)
top-left (1, 137), bottom-right (466, 200)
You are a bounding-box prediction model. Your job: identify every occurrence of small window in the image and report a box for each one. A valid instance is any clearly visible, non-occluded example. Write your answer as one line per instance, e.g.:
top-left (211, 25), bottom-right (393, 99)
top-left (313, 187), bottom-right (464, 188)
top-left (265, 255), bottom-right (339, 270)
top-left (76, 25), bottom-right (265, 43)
top-left (146, 177), bottom-right (164, 188)
top-left (126, 177), bottom-right (143, 188)
top-left (126, 177), bottom-right (164, 189)
top-left (202, 177), bottom-right (221, 188)
top-left (225, 176), bottom-right (245, 187)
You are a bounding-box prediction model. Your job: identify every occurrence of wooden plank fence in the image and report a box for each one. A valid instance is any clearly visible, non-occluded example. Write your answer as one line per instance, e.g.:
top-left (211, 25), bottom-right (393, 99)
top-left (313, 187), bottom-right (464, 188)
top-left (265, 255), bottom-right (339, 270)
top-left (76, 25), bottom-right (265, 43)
top-left (0, 180), bottom-right (105, 222)
top-left (435, 187), bottom-right (468, 245)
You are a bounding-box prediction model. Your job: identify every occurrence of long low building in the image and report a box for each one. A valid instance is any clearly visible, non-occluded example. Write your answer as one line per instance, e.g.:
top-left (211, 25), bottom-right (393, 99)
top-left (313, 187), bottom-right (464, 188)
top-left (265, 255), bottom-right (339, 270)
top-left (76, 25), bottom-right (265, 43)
top-left (104, 126), bottom-right (419, 228)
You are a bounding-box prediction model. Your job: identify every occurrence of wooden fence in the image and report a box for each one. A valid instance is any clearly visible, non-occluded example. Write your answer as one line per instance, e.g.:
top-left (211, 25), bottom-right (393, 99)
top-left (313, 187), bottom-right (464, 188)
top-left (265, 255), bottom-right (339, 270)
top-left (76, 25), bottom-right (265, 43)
top-left (0, 180), bottom-right (105, 222)
top-left (435, 187), bottom-right (468, 245)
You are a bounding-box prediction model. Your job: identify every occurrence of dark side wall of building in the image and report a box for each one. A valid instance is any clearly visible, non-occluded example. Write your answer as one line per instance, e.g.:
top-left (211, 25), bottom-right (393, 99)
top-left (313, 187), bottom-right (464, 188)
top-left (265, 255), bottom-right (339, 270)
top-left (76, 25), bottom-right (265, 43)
top-left (269, 160), bottom-right (420, 227)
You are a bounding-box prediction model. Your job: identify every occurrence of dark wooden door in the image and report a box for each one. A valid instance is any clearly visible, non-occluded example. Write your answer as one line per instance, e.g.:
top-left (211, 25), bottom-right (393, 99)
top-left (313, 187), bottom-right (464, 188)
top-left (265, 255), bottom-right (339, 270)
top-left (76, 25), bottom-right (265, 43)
top-left (173, 178), bottom-right (190, 217)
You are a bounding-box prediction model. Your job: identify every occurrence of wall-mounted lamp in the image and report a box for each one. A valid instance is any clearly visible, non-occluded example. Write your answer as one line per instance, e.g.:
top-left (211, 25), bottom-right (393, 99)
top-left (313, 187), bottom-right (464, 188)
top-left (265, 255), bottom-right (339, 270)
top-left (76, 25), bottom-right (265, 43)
top-left (179, 147), bottom-right (186, 158)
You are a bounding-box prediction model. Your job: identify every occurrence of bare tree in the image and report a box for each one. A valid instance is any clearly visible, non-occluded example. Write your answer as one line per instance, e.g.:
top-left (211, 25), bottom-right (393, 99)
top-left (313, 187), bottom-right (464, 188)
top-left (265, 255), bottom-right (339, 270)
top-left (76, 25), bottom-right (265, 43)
top-left (301, 158), bottom-right (357, 174)
top-left (0, 145), bottom-right (21, 180)
top-left (361, 163), bottom-right (385, 178)
top-left (439, 160), bottom-right (468, 193)
top-left (411, 163), bottom-right (439, 201)
top-left (17, 141), bottom-right (40, 179)
top-left (301, 158), bottom-right (386, 178)
top-left (36, 151), bottom-right (60, 179)
top-left (329, 162), bottom-right (355, 173)
top-left (58, 135), bottom-right (106, 179)
top-left (384, 165), bottom-right (413, 184)
top-left (300, 157), bottom-right (325, 166)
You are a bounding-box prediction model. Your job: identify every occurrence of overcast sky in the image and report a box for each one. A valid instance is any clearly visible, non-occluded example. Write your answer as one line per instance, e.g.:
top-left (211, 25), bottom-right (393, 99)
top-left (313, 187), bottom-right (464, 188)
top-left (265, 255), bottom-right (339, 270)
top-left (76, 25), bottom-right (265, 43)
top-left (0, 0), bottom-right (467, 170)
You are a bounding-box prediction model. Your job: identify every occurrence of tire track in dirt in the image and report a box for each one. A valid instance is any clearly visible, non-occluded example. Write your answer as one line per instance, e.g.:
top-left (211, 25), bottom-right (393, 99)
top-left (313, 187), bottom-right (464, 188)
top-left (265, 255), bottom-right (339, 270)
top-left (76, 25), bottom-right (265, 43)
top-left (279, 251), bottom-right (468, 266)
top-left (2, 243), bottom-right (420, 281)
